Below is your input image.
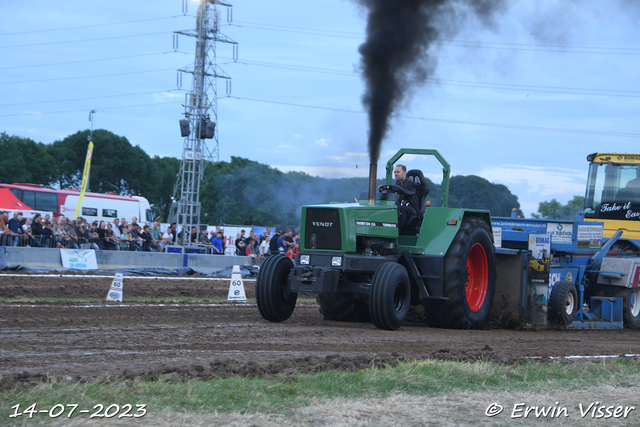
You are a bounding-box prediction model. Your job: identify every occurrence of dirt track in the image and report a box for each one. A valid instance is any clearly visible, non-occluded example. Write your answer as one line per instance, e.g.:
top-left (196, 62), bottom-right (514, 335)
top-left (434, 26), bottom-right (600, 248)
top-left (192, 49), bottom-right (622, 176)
top-left (2, 273), bottom-right (640, 389)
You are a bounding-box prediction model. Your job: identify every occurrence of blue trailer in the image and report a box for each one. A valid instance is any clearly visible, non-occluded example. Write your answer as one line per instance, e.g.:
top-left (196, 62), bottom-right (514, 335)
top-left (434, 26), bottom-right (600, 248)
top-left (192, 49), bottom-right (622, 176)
top-left (490, 214), bottom-right (639, 328)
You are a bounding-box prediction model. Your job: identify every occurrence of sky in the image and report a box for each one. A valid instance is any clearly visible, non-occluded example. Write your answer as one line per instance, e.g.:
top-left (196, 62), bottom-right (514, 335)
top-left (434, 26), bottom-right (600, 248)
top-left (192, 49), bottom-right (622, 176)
top-left (2, 0), bottom-right (640, 217)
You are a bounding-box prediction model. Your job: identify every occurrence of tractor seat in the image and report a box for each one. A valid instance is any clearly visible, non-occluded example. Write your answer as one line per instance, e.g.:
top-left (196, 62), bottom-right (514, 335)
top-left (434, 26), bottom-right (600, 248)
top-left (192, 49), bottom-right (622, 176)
top-left (404, 169), bottom-right (430, 234)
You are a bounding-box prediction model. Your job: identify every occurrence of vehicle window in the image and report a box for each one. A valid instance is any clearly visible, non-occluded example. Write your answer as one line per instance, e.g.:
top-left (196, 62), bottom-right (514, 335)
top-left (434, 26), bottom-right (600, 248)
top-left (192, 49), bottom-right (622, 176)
top-left (21, 190), bottom-right (36, 208)
top-left (35, 192), bottom-right (58, 214)
top-left (9, 188), bottom-right (23, 200)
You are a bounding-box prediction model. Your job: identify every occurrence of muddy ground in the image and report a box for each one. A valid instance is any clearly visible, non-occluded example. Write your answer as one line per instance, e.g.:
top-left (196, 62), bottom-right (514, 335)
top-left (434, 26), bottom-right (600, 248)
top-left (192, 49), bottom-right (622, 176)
top-left (2, 273), bottom-right (640, 389)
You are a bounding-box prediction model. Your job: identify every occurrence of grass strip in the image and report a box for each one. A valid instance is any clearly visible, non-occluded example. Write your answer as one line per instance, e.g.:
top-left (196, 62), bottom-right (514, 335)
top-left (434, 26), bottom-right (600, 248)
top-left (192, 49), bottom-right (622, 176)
top-left (2, 358), bottom-right (639, 425)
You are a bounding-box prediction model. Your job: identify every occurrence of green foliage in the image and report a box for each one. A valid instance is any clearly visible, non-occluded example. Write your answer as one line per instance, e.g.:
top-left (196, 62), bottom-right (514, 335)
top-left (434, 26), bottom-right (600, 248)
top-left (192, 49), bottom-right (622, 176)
top-left (531, 196), bottom-right (584, 220)
top-left (148, 155), bottom-right (181, 221)
top-left (48, 130), bottom-right (148, 195)
top-left (2, 130), bottom-right (522, 225)
top-left (45, 129), bottom-right (180, 221)
top-left (0, 133), bottom-right (56, 185)
top-left (448, 175), bottom-right (522, 217)
top-left (200, 157), bottom-right (396, 226)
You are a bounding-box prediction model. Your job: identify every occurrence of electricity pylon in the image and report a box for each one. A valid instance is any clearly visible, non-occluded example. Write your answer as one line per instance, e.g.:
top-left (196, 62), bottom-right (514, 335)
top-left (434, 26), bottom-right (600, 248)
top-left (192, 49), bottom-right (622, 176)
top-left (170, 0), bottom-right (237, 245)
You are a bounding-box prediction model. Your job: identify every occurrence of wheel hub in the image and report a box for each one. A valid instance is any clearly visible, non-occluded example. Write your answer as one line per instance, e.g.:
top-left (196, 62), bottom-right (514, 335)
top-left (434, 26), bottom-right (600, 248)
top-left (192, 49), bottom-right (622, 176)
top-left (631, 288), bottom-right (640, 318)
top-left (565, 291), bottom-right (575, 315)
top-left (465, 242), bottom-right (488, 312)
top-left (394, 283), bottom-right (407, 314)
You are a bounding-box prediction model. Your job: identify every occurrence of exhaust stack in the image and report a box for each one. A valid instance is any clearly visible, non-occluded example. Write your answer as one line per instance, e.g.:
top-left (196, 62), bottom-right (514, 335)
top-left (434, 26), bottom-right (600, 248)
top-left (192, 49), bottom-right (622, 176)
top-left (367, 163), bottom-right (377, 205)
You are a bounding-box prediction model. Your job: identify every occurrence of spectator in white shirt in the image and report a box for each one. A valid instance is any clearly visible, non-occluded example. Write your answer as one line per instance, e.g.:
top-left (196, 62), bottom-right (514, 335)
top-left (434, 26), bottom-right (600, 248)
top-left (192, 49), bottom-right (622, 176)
top-left (259, 236), bottom-right (270, 259)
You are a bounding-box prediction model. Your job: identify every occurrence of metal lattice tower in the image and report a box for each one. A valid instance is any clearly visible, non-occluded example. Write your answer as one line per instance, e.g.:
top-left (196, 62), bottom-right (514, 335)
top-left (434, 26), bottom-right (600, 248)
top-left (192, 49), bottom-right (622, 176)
top-left (171, 0), bottom-right (237, 244)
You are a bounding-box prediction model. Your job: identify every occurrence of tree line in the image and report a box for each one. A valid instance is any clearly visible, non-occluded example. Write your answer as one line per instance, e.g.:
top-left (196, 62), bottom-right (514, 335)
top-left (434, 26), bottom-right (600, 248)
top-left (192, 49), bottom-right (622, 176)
top-left (2, 130), bottom-right (529, 224)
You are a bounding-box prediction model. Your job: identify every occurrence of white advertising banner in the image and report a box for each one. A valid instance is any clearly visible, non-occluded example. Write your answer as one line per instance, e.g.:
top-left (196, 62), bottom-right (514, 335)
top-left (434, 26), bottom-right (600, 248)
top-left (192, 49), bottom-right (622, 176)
top-left (60, 249), bottom-right (98, 270)
top-left (546, 222), bottom-right (573, 243)
top-left (492, 227), bottom-right (502, 248)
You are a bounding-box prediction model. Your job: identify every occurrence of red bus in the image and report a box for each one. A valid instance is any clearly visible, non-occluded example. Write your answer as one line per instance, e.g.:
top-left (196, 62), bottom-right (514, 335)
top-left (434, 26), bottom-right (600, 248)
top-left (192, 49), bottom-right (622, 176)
top-left (0, 183), bottom-right (154, 224)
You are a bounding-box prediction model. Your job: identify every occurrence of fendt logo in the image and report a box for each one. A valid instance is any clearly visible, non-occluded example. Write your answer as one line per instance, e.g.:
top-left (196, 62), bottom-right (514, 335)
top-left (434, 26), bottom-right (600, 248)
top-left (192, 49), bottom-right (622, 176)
top-left (312, 222), bottom-right (333, 227)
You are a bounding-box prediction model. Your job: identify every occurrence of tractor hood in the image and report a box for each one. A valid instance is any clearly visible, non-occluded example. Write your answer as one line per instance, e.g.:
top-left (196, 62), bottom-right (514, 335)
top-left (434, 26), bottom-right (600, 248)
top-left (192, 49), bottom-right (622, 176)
top-left (301, 201), bottom-right (398, 253)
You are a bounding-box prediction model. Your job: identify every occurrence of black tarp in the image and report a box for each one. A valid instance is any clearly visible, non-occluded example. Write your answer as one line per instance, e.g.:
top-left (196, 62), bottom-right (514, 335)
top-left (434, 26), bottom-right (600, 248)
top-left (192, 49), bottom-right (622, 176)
top-left (0, 261), bottom-right (259, 278)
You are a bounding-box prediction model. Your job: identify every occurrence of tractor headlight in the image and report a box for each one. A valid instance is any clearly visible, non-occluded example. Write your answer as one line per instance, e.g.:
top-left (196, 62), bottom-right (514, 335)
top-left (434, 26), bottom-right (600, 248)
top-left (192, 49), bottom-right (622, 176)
top-left (331, 256), bottom-right (342, 267)
top-left (300, 255), bottom-right (310, 265)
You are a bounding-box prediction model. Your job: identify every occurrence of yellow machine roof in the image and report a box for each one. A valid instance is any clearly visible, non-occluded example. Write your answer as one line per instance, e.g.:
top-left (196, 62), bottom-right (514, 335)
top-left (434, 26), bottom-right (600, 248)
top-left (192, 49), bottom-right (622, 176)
top-left (587, 153), bottom-right (640, 164)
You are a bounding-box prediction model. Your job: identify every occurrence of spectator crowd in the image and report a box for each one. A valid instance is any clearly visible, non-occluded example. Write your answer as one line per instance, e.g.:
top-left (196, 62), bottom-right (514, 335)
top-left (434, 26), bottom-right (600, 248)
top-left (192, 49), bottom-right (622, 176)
top-left (212, 226), bottom-right (300, 265)
top-left (1, 210), bottom-right (300, 261)
top-left (0, 211), bottom-right (181, 252)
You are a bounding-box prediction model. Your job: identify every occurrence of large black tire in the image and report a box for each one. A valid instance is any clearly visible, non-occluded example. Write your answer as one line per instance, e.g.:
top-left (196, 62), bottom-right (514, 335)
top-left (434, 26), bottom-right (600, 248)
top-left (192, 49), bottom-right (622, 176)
top-left (256, 255), bottom-right (297, 322)
top-left (370, 262), bottom-right (411, 330)
top-left (435, 217), bottom-right (496, 329)
top-left (317, 292), bottom-right (371, 322)
top-left (548, 280), bottom-right (578, 325)
top-left (624, 287), bottom-right (640, 329)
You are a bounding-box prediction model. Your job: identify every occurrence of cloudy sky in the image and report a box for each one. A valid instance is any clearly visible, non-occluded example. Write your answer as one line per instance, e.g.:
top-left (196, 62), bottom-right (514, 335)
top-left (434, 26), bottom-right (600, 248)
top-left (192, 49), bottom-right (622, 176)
top-left (2, 0), bottom-right (640, 216)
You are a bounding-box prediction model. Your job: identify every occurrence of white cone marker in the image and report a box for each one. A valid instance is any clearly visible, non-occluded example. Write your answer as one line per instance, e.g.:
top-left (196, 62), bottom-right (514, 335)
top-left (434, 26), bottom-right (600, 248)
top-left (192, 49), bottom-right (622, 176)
top-left (227, 265), bottom-right (247, 302)
top-left (106, 273), bottom-right (124, 302)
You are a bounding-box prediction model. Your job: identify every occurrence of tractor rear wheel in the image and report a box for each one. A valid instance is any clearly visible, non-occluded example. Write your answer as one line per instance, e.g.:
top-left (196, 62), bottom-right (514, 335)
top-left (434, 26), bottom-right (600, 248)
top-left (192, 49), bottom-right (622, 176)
top-left (370, 262), bottom-right (411, 330)
top-left (437, 217), bottom-right (496, 329)
top-left (256, 255), bottom-right (297, 322)
top-left (317, 292), bottom-right (371, 322)
top-left (624, 287), bottom-right (640, 329)
top-left (548, 280), bottom-right (578, 325)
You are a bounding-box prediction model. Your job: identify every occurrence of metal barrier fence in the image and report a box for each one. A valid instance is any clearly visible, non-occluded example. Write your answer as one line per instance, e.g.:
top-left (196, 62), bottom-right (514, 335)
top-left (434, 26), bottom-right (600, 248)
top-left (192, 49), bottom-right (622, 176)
top-left (0, 234), bottom-right (164, 252)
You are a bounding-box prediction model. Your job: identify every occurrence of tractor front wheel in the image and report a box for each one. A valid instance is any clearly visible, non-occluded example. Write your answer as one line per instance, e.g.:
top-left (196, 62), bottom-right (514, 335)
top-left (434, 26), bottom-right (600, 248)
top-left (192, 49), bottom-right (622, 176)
top-left (256, 256), bottom-right (297, 322)
top-left (370, 262), bottom-right (411, 330)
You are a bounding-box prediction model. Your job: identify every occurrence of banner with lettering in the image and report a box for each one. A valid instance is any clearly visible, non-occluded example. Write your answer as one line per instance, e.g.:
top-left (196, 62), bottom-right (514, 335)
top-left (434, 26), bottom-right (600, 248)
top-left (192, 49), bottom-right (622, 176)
top-left (60, 249), bottom-right (98, 270)
top-left (75, 141), bottom-right (94, 219)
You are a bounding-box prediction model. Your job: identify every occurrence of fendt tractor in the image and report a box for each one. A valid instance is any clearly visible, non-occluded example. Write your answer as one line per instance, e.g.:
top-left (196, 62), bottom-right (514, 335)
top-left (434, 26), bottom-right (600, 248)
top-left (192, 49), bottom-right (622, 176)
top-left (256, 150), bottom-right (640, 330)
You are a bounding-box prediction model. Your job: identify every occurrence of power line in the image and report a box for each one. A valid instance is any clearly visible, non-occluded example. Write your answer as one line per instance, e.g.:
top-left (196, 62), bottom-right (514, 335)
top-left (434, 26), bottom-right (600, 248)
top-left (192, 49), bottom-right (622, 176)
top-left (3, 93), bottom-right (638, 139)
top-left (433, 41), bottom-right (640, 56)
top-left (224, 95), bottom-right (640, 139)
top-left (229, 21), bottom-right (640, 55)
top-left (223, 57), bottom-right (640, 98)
top-left (2, 55), bottom-right (637, 115)
top-left (439, 38), bottom-right (640, 52)
top-left (0, 31), bottom-right (171, 49)
top-left (231, 20), bottom-right (362, 37)
top-left (0, 100), bottom-right (183, 118)
top-left (0, 89), bottom-right (184, 108)
top-left (0, 15), bottom-right (192, 36)
top-left (229, 22), bottom-right (363, 40)
top-left (0, 68), bottom-right (178, 85)
top-left (0, 51), bottom-right (190, 71)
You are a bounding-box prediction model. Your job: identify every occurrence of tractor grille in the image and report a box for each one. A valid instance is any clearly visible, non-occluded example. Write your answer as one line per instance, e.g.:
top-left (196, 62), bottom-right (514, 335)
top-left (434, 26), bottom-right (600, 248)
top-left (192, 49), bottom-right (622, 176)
top-left (305, 208), bottom-right (342, 251)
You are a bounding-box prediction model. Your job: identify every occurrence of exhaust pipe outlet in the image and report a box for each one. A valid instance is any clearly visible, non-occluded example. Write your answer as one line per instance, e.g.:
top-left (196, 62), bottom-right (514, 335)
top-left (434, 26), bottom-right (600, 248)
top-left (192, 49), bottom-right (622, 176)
top-left (367, 163), bottom-right (377, 205)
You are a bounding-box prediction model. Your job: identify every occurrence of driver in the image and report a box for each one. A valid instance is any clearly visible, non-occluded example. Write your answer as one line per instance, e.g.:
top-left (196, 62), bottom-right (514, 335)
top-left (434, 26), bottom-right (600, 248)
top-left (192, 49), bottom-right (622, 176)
top-left (378, 164), bottom-right (419, 231)
top-left (625, 169), bottom-right (640, 190)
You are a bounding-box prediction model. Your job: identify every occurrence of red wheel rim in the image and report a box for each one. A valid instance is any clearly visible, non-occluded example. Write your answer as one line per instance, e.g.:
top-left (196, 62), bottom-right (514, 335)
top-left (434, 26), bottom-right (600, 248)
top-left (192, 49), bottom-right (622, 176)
top-left (465, 242), bottom-right (488, 312)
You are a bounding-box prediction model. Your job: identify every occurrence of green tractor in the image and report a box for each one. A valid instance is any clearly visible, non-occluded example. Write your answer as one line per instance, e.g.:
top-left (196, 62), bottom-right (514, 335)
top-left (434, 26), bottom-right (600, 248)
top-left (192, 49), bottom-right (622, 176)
top-left (256, 149), bottom-right (496, 330)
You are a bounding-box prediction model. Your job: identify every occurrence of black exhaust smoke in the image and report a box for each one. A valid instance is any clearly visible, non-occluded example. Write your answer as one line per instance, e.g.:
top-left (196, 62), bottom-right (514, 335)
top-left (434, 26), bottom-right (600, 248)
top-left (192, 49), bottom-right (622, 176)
top-left (356, 0), bottom-right (507, 169)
